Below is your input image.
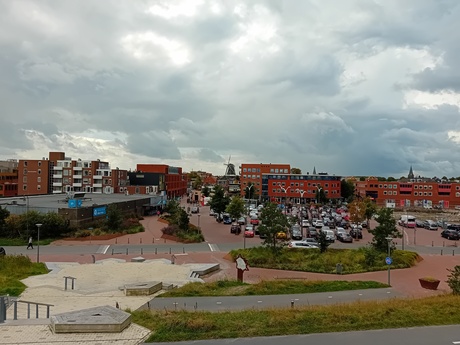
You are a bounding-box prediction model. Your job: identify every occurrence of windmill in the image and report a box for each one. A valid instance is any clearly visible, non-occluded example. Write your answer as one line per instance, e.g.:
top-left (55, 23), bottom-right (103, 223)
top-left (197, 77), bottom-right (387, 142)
top-left (223, 155), bottom-right (236, 177)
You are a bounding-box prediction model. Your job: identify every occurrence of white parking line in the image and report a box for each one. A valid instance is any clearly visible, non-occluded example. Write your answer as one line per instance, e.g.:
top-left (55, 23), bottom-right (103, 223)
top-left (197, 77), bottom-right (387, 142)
top-left (96, 245), bottom-right (110, 254)
top-left (208, 243), bottom-right (219, 252)
top-left (452, 341), bottom-right (460, 344)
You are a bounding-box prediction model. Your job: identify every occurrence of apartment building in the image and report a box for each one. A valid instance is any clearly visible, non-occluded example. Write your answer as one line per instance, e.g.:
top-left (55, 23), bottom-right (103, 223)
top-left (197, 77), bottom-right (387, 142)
top-left (240, 163), bottom-right (291, 198)
top-left (0, 159), bottom-right (18, 197)
top-left (261, 173), bottom-right (342, 203)
top-left (133, 164), bottom-right (187, 198)
top-left (16, 152), bottom-right (128, 196)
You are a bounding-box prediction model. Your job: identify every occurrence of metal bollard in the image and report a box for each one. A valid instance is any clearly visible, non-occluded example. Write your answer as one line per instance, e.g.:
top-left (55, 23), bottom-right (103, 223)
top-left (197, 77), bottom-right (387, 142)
top-left (443, 241), bottom-right (445, 247)
top-left (111, 248), bottom-right (114, 255)
top-left (183, 247), bottom-right (185, 254)
top-left (291, 300), bottom-right (294, 308)
top-left (169, 248), bottom-right (171, 254)
top-left (155, 248), bottom-right (157, 255)
top-left (153, 237), bottom-right (155, 243)
top-left (128, 238), bottom-right (130, 244)
top-left (13, 301), bottom-right (17, 320)
top-left (453, 250), bottom-right (455, 256)
top-left (441, 249), bottom-right (443, 256)
top-left (432, 241), bottom-right (434, 247)
top-left (140, 238), bottom-right (142, 244)
top-left (164, 239), bottom-right (166, 243)
top-left (0, 296), bottom-right (5, 323)
top-left (115, 238), bottom-right (117, 244)
top-left (141, 248), bottom-right (143, 255)
top-left (126, 248), bottom-right (128, 255)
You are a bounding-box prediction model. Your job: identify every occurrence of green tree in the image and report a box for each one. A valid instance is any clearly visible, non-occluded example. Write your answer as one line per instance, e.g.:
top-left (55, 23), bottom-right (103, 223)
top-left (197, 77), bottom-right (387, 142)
top-left (40, 212), bottom-right (67, 238)
top-left (291, 167), bottom-right (302, 174)
top-left (106, 205), bottom-right (123, 231)
top-left (258, 202), bottom-right (289, 252)
top-left (387, 176), bottom-right (397, 181)
top-left (226, 196), bottom-right (245, 221)
top-left (340, 179), bottom-right (355, 201)
top-left (176, 208), bottom-right (190, 231)
top-left (359, 176), bottom-right (366, 181)
top-left (164, 200), bottom-right (180, 215)
top-left (363, 197), bottom-right (377, 229)
top-left (244, 183), bottom-right (255, 199)
top-left (209, 185), bottom-right (230, 218)
top-left (202, 185), bottom-right (211, 197)
top-left (446, 265), bottom-right (460, 295)
top-left (371, 207), bottom-right (401, 252)
top-left (317, 230), bottom-right (330, 253)
top-left (0, 207), bottom-right (9, 228)
top-left (192, 175), bottom-right (203, 190)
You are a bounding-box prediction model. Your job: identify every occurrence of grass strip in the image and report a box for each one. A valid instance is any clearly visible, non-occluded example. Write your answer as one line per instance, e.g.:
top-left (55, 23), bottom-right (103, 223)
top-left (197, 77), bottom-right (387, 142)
top-left (131, 294), bottom-right (460, 342)
top-left (159, 279), bottom-right (388, 297)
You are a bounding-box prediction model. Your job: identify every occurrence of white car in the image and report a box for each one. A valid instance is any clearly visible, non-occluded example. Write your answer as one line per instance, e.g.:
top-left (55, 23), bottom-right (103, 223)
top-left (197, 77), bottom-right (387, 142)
top-left (301, 219), bottom-right (310, 227)
top-left (288, 241), bottom-right (319, 249)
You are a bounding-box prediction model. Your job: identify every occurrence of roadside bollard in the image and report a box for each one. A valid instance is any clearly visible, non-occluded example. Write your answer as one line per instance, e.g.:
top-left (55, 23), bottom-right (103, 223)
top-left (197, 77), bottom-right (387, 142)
top-left (183, 247), bottom-right (185, 254)
top-left (128, 238), bottom-right (130, 244)
top-left (140, 238), bottom-right (142, 244)
top-left (115, 238), bottom-right (117, 244)
top-left (291, 300), bottom-right (294, 308)
top-left (164, 239), bottom-right (166, 243)
top-left (443, 241), bottom-right (445, 247)
top-left (453, 250), bottom-right (455, 256)
top-left (111, 248), bottom-right (114, 255)
top-left (169, 248), bottom-right (171, 254)
top-left (141, 248), bottom-right (143, 255)
top-left (441, 249), bottom-right (443, 256)
top-left (432, 241), bottom-right (434, 247)
top-left (155, 248), bottom-right (157, 255)
top-left (153, 237), bottom-right (155, 243)
top-left (126, 248), bottom-right (128, 255)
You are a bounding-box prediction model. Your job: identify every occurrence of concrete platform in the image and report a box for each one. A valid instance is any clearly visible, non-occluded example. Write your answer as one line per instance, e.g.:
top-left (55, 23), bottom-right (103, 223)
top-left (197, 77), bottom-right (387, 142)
top-left (124, 281), bottom-right (162, 296)
top-left (50, 305), bottom-right (131, 333)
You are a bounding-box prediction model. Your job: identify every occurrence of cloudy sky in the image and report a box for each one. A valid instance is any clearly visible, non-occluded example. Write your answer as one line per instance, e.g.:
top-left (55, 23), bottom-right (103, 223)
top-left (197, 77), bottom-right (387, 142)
top-left (1, 0), bottom-right (460, 178)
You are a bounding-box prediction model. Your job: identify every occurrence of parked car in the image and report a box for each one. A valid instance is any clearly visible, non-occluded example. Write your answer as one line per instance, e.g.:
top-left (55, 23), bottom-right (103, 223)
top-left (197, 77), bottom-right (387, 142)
top-left (237, 217), bottom-right (247, 225)
top-left (301, 219), bottom-right (310, 227)
top-left (191, 206), bottom-right (199, 213)
top-left (276, 232), bottom-right (287, 240)
top-left (321, 229), bottom-right (335, 243)
top-left (290, 225), bottom-right (302, 240)
top-left (0, 247), bottom-right (5, 256)
top-left (223, 214), bottom-right (232, 224)
top-left (288, 241), bottom-right (319, 249)
top-left (250, 216), bottom-right (259, 225)
top-left (230, 224), bottom-right (241, 234)
top-left (337, 232), bottom-right (353, 243)
top-left (244, 227), bottom-right (255, 238)
top-left (301, 238), bottom-right (319, 246)
top-left (349, 228), bottom-right (363, 239)
top-left (424, 220), bottom-right (438, 231)
top-left (416, 220), bottom-right (425, 228)
top-left (209, 209), bottom-right (216, 216)
top-left (441, 229), bottom-right (459, 240)
top-left (308, 227), bottom-right (318, 239)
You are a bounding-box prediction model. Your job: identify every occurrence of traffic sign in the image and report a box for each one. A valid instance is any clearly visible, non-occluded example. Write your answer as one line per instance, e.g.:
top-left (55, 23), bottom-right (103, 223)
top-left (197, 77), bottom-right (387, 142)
top-left (385, 257), bottom-right (392, 265)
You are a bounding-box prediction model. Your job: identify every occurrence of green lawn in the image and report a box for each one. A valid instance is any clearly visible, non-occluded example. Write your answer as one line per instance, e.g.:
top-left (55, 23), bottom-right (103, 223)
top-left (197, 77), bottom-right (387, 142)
top-left (0, 255), bottom-right (49, 296)
top-left (0, 237), bottom-right (55, 246)
top-left (159, 279), bottom-right (388, 297)
top-left (131, 294), bottom-right (460, 342)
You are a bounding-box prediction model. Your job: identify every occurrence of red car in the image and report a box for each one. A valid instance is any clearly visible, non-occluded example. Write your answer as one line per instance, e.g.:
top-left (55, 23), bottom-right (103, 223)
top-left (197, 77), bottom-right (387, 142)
top-left (244, 229), bottom-right (255, 237)
top-left (250, 217), bottom-right (259, 225)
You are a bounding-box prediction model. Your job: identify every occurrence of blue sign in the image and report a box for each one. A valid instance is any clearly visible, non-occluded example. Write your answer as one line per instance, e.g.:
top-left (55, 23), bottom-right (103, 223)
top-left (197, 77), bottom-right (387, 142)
top-left (385, 257), bottom-right (392, 265)
top-left (93, 206), bottom-right (107, 217)
top-left (68, 199), bottom-right (83, 208)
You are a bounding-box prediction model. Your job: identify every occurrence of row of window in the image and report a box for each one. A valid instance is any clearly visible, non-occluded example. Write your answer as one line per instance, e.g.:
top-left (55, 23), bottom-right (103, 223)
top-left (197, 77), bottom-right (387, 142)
top-left (23, 177), bottom-right (41, 183)
top-left (23, 161), bottom-right (42, 167)
top-left (22, 185), bottom-right (41, 191)
top-left (242, 175), bottom-right (260, 179)
top-left (271, 189), bottom-right (339, 195)
top-left (242, 168), bottom-right (261, 173)
top-left (273, 182), bottom-right (339, 188)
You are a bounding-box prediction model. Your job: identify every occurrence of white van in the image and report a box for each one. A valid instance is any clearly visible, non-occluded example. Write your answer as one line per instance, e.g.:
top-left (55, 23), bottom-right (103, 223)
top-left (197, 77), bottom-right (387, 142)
top-left (399, 215), bottom-right (416, 228)
top-left (321, 229), bottom-right (335, 243)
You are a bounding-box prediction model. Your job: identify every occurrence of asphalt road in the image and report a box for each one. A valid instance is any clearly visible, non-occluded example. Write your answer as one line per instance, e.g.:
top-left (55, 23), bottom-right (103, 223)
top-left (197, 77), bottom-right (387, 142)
top-left (145, 325), bottom-right (460, 345)
top-left (143, 288), bottom-right (401, 312)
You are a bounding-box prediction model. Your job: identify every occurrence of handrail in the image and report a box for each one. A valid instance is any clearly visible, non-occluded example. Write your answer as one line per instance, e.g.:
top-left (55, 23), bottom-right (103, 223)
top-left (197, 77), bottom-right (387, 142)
top-left (12, 300), bottom-right (54, 320)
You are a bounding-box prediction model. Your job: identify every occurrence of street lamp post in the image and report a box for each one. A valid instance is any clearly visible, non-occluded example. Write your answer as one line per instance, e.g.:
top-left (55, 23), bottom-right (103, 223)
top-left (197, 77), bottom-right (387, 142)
top-left (386, 236), bottom-right (392, 286)
top-left (279, 185), bottom-right (291, 214)
top-left (246, 184), bottom-right (254, 201)
top-left (316, 186), bottom-right (323, 204)
top-left (197, 214), bottom-right (201, 228)
top-left (36, 223), bottom-right (42, 263)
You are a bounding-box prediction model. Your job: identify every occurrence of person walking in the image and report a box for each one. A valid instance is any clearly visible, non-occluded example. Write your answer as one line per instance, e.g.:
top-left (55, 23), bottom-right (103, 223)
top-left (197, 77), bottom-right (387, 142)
top-left (27, 236), bottom-right (33, 250)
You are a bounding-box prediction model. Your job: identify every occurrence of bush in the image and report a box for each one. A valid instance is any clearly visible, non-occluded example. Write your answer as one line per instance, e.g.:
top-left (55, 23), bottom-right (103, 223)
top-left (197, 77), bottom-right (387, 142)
top-left (447, 265), bottom-right (460, 295)
top-left (162, 224), bottom-right (180, 236)
top-left (74, 229), bottom-right (91, 238)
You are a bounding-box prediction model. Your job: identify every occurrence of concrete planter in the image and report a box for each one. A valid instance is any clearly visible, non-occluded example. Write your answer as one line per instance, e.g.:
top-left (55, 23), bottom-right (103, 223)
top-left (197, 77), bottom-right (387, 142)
top-left (419, 278), bottom-right (440, 290)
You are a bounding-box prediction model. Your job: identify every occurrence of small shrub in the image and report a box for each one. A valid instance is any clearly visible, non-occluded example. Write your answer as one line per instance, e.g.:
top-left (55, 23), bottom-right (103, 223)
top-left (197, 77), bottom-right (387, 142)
top-left (74, 229), bottom-right (91, 238)
top-left (162, 224), bottom-right (180, 236)
top-left (446, 265), bottom-right (460, 295)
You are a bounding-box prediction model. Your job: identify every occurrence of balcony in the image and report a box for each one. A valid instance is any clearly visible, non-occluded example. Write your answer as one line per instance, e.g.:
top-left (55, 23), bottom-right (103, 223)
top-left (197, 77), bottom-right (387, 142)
top-left (53, 174), bottom-right (62, 178)
top-left (52, 189), bottom-right (63, 194)
top-left (73, 174), bottom-right (82, 179)
top-left (53, 182), bottom-right (62, 187)
top-left (73, 166), bottom-right (82, 171)
top-left (54, 166), bottom-right (63, 170)
top-left (73, 182), bottom-right (82, 187)
top-left (400, 187), bottom-right (412, 192)
top-left (93, 182), bottom-right (102, 188)
top-left (93, 175), bottom-right (103, 179)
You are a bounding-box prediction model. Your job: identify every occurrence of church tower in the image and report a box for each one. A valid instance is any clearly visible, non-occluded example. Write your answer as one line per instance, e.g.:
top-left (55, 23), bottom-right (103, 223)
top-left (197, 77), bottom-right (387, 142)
top-left (408, 165), bottom-right (414, 179)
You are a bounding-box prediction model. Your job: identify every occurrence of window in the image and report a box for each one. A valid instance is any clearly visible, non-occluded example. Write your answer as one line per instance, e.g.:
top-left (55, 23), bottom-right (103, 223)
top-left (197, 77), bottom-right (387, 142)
top-left (383, 191), bottom-right (387, 195)
top-left (243, 168), bottom-right (247, 172)
top-left (284, 169), bottom-right (288, 173)
top-left (414, 192), bottom-right (418, 196)
top-left (37, 185), bottom-right (41, 190)
top-left (37, 177), bottom-right (41, 183)
top-left (295, 183), bottom-right (299, 187)
top-left (243, 175), bottom-right (247, 178)
top-left (270, 169), bottom-right (274, 173)
top-left (63, 170), bottom-right (69, 176)
top-left (300, 183), bottom-right (304, 187)
top-left (388, 185), bottom-right (392, 189)
top-left (457, 192), bottom-right (460, 197)
top-left (23, 161), bottom-right (28, 167)
top-left (325, 183), bottom-right (329, 187)
top-left (429, 192), bottom-right (432, 196)
top-left (23, 169), bottom-right (27, 175)
top-left (414, 185), bottom-right (418, 189)
top-left (275, 169), bottom-right (279, 173)
top-left (429, 185), bottom-right (432, 189)
top-left (252, 175), bottom-right (256, 179)
top-left (272, 182), bottom-right (276, 186)
top-left (379, 184), bottom-right (383, 188)
top-left (252, 168), bottom-right (256, 172)
top-left (424, 185), bottom-right (428, 189)
top-left (393, 184), bottom-right (397, 188)
top-left (23, 176), bottom-right (27, 183)
top-left (257, 168), bottom-right (260, 172)
top-left (384, 184), bottom-right (387, 188)
top-left (38, 169), bottom-right (41, 175)
top-left (424, 192), bottom-right (427, 196)
top-left (23, 185), bottom-right (27, 190)
top-left (393, 191), bottom-right (397, 195)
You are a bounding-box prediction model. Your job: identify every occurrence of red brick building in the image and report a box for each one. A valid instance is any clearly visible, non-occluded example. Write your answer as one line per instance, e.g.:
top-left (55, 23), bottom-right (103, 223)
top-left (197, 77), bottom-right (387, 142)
top-left (353, 176), bottom-right (460, 209)
top-left (0, 159), bottom-right (18, 197)
top-left (240, 163), bottom-right (291, 198)
top-left (135, 164), bottom-right (187, 198)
